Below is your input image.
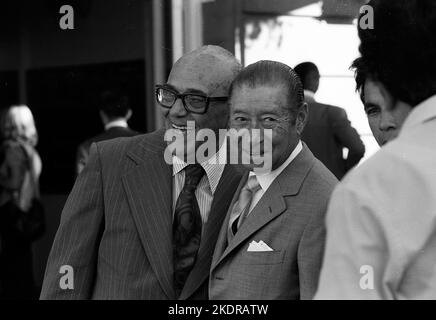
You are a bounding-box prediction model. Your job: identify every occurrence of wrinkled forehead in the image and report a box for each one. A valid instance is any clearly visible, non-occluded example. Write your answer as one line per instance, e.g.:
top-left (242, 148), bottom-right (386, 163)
top-left (230, 84), bottom-right (289, 112)
top-left (364, 79), bottom-right (391, 103)
top-left (168, 53), bottom-right (234, 96)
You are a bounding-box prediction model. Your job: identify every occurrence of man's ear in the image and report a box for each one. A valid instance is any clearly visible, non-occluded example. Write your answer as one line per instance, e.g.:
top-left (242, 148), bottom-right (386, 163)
top-left (296, 102), bottom-right (308, 136)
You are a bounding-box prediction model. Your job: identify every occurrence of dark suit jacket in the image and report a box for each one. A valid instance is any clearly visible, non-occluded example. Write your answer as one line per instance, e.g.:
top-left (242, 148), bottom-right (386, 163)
top-left (41, 129), bottom-right (243, 299)
top-left (209, 145), bottom-right (338, 300)
top-left (76, 126), bottom-right (138, 176)
top-left (302, 102), bottom-right (365, 180)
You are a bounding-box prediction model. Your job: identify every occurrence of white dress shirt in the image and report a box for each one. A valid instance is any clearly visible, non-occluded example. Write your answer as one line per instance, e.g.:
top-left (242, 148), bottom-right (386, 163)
top-left (247, 140), bottom-right (303, 214)
top-left (104, 119), bottom-right (128, 130)
top-left (315, 95), bottom-right (436, 299)
top-left (304, 90), bottom-right (316, 103)
top-left (172, 140), bottom-right (227, 224)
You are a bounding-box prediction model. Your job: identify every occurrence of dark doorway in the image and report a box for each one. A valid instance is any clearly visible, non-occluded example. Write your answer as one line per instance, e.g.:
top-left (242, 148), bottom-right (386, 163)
top-left (0, 71), bottom-right (19, 110)
top-left (27, 59), bottom-right (146, 193)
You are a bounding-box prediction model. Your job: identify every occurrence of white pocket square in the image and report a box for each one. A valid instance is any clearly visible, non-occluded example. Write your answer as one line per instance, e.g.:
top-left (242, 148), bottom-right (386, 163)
top-left (247, 240), bottom-right (274, 252)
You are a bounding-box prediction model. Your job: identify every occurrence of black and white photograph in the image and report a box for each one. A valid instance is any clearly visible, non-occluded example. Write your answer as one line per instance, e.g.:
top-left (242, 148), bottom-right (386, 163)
top-left (0, 0), bottom-right (435, 310)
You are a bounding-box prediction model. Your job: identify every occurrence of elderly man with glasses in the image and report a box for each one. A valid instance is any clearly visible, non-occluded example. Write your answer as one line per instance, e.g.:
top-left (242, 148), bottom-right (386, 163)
top-left (40, 45), bottom-right (244, 300)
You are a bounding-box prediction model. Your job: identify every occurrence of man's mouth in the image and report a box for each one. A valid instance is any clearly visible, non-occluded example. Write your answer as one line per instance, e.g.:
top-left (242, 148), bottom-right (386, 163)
top-left (171, 123), bottom-right (188, 131)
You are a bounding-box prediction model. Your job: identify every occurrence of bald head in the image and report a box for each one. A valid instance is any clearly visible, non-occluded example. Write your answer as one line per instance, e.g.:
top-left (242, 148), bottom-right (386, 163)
top-left (161, 46), bottom-right (241, 153)
top-left (169, 45), bottom-right (242, 97)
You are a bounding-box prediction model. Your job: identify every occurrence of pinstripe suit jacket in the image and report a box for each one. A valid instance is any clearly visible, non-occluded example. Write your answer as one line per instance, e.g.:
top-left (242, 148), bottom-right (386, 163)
top-left (40, 129), bottom-right (243, 300)
top-left (209, 146), bottom-right (338, 300)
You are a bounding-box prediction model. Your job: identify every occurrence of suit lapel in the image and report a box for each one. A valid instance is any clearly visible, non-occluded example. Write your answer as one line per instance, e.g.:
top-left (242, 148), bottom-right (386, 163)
top-left (212, 184), bottom-right (287, 270)
top-left (122, 130), bottom-right (176, 299)
top-left (179, 164), bottom-right (245, 299)
top-left (212, 145), bottom-right (316, 271)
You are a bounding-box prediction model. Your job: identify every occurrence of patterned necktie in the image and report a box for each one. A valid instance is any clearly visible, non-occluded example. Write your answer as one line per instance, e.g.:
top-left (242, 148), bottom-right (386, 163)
top-left (227, 175), bottom-right (261, 243)
top-left (173, 164), bottom-right (205, 297)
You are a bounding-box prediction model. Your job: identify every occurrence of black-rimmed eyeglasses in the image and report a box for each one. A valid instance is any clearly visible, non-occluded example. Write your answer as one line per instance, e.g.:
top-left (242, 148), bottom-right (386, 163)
top-left (155, 85), bottom-right (228, 114)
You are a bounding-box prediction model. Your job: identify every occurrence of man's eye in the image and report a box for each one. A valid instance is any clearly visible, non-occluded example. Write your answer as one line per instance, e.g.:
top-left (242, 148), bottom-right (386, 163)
top-left (234, 117), bottom-right (247, 122)
top-left (187, 96), bottom-right (206, 103)
top-left (263, 117), bottom-right (276, 122)
top-left (365, 107), bottom-right (380, 116)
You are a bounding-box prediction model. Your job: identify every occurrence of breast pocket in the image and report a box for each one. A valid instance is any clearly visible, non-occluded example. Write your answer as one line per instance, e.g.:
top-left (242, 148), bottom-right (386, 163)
top-left (240, 250), bottom-right (285, 265)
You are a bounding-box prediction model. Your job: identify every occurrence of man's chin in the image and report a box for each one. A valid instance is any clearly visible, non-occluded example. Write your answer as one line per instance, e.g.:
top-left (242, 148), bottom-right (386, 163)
top-left (241, 162), bottom-right (272, 174)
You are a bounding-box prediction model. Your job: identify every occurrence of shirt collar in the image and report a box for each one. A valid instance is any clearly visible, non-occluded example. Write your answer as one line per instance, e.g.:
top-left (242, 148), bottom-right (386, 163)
top-left (105, 119), bottom-right (128, 130)
top-left (250, 140), bottom-right (303, 192)
top-left (304, 90), bottom-right (316, 103)
top-left (172, 139), bottom-right (227, 194)
top-left (402, 94), bottom-right (436, 130)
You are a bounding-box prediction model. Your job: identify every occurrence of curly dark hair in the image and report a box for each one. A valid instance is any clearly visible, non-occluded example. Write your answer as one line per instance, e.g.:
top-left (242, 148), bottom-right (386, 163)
top-left (353, 0), bottom-right (436, 107)
top-left (351, 56), bottom-right (372, 103)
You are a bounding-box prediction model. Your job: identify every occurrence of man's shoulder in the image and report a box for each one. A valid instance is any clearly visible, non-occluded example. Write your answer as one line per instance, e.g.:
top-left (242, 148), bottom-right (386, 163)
top-left (307, 102), bottom-right (346, 123)
top-left (104, 126), bottom-right (139, 138)
top-left (305, 157), bottom-right (339, 197)
top-left (309, 101), bottom-right (340, 110)
top-left (95, 129), bottom-right (166, 161)
top-left (331, 139), bottom-right (436, 229)
top-left (321, 103), bottom-right (347, 117)
top-left (311, 157), bottom-right (339, 184)
top-left (282, 149), bottom-right (338, 221)
top-left (77, 132), bottom-right (105, 155)
top-left (342, 148), bottom-right (386, 184)
top-left (340, 140), bottom-right (424, 196)
top-left (77, 137), bottom-right (93, 154)
top-left (84, 127), bottom-right (139, 145)
top-left (283, 147), bottom-right (338, 199)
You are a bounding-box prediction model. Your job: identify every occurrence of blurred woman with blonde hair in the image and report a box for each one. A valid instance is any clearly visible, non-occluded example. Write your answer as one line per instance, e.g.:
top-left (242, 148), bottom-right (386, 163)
top-left (0, 105), bottom-right (44, 299)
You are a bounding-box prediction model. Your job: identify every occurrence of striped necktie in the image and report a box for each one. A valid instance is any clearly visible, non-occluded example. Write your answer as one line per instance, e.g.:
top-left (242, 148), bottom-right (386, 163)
top-left (227, 175), bottom-right (261, 243)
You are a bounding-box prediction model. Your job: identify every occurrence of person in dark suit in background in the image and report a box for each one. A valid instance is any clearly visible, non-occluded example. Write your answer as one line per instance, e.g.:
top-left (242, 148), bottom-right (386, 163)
top-left (295, 62), bottom-right (365, 180)
top-left (75, 91), bottom-right (138, 176)
top-left (40, 45), bottom-right (244, 300)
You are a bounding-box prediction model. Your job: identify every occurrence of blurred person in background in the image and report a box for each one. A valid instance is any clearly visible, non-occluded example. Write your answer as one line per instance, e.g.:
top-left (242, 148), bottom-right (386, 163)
top-left (75, 90), bottom-right (138, 176)
top-left (352, 57), bottom-right (412, 147)
top-left (315, 0), bottom-right (436, 299)
top-left (0, 105), bottom-right (45, 299)
top-left (295, 62), bottom-right (365, 180)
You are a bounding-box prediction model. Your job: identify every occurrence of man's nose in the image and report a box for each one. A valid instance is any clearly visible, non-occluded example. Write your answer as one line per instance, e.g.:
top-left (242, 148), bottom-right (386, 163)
top-left (248, 120), bottom-right (261, 130)
top-left (249, 123), bottom-right (265, 140)
top-left (168, 98), bottom-right (188, 118)
top-left (379, 112), bottom-right (396, 132)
